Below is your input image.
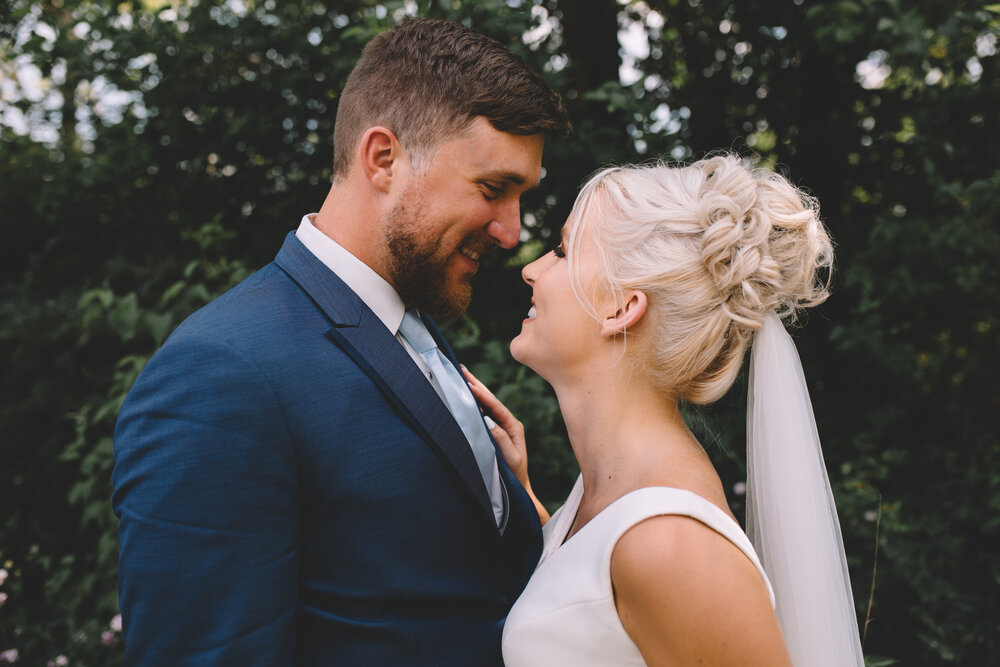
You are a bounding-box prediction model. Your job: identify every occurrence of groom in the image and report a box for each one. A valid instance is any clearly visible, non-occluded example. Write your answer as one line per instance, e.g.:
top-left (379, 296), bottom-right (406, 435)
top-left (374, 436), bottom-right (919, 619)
top-left (112, 17), bottom-right (570, 665)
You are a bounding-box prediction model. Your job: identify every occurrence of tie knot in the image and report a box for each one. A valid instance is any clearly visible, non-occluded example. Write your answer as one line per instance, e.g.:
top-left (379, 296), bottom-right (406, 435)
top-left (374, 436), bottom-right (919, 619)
top-left (398, 310), bottom-right (437, 355)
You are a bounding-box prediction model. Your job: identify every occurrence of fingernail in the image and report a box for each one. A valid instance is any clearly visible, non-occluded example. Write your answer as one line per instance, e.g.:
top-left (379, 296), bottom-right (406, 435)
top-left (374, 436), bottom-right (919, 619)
top-left (484, 416), bottom-right (497, 429)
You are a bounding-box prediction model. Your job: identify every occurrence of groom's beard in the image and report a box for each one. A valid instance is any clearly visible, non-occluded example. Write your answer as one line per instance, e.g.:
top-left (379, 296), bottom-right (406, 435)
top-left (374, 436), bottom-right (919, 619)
top-left (384, 189), bottom-right (474, 319)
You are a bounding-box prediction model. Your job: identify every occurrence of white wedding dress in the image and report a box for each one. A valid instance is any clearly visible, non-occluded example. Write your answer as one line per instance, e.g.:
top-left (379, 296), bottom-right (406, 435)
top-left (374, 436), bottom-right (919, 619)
top-left (502, 475), bottom-right (774, 666)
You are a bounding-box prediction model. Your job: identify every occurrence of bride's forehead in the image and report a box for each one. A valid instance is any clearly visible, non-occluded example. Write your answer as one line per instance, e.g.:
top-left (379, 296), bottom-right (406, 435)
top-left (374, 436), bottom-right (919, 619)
top-left (565, 202), bottom-right (591, 233)
top-left (565, 204), bottom-right (599, 239)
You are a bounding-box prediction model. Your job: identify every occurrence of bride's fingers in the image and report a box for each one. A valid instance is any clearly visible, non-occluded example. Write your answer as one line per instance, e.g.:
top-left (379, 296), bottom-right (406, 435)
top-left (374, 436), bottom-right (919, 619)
top-left (462, 367), bottom-right (520, 431)
top-left (486, 420), bottom-right (524, 469)
top-left (477, 390), bottom-right (523, 441)
top-left (466, 379), bottom-right (502, 417)
top-left (461, 367), bottom-right (530, 486)
top-left (461, 365), bottom-right (496, 403)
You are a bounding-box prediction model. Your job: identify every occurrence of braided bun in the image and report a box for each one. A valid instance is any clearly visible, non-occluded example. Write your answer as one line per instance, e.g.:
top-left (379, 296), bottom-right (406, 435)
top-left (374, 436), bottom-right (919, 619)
top-left (567, 154), bottom-right (831, 404)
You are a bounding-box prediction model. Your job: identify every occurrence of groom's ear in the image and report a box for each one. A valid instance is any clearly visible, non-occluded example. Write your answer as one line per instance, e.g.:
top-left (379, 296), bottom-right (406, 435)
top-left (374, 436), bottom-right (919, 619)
top-left (600, 290), bottom-right (648, 338)
top-left (359, 126), bottom-right (406, 193)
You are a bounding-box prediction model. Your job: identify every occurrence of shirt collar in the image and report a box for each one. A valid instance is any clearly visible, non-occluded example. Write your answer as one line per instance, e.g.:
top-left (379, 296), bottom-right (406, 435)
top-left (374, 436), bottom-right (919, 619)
top-left (295, 214), bottom-right (405, 334)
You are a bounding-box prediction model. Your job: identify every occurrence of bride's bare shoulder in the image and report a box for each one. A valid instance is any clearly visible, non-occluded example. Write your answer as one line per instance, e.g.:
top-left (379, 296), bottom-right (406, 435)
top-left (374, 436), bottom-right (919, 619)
top-left (610, 515), bottom-right (791, 666)
top-left (610, 513), bottom-right (759, 604)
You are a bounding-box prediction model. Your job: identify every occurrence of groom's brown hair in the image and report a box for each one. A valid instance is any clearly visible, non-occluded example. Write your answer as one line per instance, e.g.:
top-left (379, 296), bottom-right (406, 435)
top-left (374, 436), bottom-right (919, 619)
top-left (332, 17), bottom-right (569, 178)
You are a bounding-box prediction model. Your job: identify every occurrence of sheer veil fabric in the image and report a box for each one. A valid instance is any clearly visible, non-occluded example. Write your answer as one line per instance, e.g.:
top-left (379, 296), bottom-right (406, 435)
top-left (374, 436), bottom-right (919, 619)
top-left (746, 312), bottom-right (865, 666)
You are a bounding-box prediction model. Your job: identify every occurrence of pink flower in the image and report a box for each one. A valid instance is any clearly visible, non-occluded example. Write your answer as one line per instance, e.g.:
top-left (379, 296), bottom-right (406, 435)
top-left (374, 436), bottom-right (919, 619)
top-left (46, 657), bottom-right (68, 667)
top-left (101, 631), bottom-right (117, 647)
top-left (0, 569), bottom-right (8, 585)
top-left (0, 593), bottom-right (7, 608)
top-left (0, 649), bottom-right (19, 663)
top-left (109, 614), bottom-right (123, 632)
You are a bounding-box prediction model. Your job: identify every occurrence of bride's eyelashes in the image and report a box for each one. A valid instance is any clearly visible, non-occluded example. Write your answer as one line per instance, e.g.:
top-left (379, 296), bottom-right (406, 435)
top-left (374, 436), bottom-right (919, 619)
top-left (552, 243), bottom-right (566, 258)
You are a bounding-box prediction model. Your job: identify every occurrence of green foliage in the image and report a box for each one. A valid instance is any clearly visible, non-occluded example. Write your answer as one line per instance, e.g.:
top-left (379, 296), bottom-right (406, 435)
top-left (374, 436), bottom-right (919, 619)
top-left (1, 0), bottom-right (998, 664)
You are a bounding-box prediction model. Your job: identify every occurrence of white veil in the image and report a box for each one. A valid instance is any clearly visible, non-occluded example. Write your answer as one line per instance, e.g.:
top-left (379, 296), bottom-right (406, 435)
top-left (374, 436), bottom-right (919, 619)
top-left (746, 312), bottom-right (865, 666)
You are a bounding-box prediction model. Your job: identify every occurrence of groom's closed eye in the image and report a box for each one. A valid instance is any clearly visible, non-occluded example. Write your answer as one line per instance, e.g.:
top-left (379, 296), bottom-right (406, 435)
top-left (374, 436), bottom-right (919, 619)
top-left (481, 182), bottom-right (505, 201)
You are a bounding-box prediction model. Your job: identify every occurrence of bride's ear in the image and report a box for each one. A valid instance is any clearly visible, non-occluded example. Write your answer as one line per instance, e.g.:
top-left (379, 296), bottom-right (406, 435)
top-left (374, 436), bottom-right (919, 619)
top-left (600, 290), bottom-right (647, 338)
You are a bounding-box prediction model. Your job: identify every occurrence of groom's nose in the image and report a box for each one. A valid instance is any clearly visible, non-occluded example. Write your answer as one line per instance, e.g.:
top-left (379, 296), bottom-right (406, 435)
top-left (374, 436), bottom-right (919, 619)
top-left (485, 200), bottom-right (522, 249)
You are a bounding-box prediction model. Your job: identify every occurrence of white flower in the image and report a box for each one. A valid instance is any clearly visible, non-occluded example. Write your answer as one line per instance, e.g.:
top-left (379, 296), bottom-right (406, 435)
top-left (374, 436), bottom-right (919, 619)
top-left (732, 481), bottom-right (747, 496)
top-left (0, 592), bottom-right (7, 608)
top-left (109, 614), bottom-right (122, 632)
top-left (0, 569), bottom-right (8, 585)
top-left (0, 649), bottom-right (20, 663)
top-left (47, 657), bottom-right (69, 667)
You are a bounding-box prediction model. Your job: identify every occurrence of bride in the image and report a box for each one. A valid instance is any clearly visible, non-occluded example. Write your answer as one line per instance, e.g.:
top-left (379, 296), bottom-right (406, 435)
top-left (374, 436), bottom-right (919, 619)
top-left (465, 155), bottom-right (865, 665)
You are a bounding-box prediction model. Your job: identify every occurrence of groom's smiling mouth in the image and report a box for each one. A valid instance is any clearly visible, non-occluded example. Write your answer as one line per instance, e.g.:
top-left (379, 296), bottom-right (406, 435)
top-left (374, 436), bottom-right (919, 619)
top-left (454, 239), bottom-right (493, 274)
top-left (459, 245), bottom-right (482, 262)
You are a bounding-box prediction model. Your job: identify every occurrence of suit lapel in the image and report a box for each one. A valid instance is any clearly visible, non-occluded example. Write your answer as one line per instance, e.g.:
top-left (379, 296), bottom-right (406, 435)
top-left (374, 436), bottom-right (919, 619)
top-left (273, 232), bottom-right (496, 523)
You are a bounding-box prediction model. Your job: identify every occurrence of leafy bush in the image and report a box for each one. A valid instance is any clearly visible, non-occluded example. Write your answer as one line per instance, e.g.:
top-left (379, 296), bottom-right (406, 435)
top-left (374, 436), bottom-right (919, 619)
top-left (1, 0), bottom-right (997, 664)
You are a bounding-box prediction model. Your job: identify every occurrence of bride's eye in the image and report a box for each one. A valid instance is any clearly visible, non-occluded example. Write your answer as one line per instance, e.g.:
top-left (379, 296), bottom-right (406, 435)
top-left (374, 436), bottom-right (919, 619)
top-left (552, 244), bottom-right (566, 258)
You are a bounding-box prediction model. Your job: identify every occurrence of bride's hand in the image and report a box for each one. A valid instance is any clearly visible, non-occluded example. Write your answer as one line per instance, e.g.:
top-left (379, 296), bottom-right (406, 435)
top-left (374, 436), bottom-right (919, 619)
top-left (462, 366), bottom-right (549, 525)
top-left (462, 366), bottom-right (528, 484)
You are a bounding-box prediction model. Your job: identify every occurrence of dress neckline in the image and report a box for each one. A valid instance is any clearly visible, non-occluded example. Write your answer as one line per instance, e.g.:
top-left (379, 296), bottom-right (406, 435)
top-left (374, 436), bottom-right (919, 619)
top-left (542, 475), bottom-right (745, 562)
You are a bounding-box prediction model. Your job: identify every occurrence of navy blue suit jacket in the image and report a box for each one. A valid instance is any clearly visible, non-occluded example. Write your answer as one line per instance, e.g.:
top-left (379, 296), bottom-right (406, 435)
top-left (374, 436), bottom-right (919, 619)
top-left (112, 232), bottom-right (543, 665)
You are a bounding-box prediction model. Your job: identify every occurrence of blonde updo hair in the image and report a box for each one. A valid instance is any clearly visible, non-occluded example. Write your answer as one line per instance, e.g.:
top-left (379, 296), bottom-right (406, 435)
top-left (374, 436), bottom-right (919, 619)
top-left (567, 154), bottom-right (832, 404)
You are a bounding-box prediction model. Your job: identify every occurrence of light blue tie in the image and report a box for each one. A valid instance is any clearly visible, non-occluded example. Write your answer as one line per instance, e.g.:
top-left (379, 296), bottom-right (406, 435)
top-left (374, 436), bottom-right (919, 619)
top-left (398, 310), bottom-right (500, 512)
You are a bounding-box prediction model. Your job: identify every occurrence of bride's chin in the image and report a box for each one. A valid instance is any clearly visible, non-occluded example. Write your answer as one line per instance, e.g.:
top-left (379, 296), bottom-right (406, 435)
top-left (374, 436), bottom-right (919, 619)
top-left (510, 342), bottom-right (553, 385)
top-left (509, 336), bottom-right (532, 367)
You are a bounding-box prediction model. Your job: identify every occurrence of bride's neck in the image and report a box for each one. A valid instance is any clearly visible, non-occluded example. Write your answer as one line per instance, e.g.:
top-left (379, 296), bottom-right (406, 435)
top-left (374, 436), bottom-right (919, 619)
top-left (553, 367), bottom-right (694, 499)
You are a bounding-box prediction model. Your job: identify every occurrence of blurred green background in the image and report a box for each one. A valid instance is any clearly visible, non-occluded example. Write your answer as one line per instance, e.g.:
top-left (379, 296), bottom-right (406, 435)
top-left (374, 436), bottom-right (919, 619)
top-left (1, 0), bottom-right (997, 664)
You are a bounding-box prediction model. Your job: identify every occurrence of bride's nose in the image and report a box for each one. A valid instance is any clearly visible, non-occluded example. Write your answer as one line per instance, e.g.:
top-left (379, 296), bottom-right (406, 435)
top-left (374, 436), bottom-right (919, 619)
top-left (521, 257), bottom-right (542, 285)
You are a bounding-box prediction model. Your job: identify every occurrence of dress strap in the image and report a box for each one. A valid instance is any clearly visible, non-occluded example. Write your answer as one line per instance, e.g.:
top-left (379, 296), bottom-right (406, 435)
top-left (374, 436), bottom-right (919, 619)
top-left (603, 485), bottom-right (775, 606)
top-left (546, 476), bottom-right (775, 606)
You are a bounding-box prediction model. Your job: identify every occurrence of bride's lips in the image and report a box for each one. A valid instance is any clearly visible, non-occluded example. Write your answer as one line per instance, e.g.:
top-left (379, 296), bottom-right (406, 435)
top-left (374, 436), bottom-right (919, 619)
top-left (523, 301), bottom-right (536, 322)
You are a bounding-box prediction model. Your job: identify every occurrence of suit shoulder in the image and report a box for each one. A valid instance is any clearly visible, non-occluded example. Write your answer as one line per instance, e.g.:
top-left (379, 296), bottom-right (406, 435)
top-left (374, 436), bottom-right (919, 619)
top-left (167, 261), bottom-right (342, 356)
top-left (172, 262), bottom-right (292, 335)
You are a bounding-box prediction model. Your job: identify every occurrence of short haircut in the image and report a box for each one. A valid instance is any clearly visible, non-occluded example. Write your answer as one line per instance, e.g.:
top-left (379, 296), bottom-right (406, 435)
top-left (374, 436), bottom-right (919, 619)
top-left (332, 17), bottom-right (570, 177)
